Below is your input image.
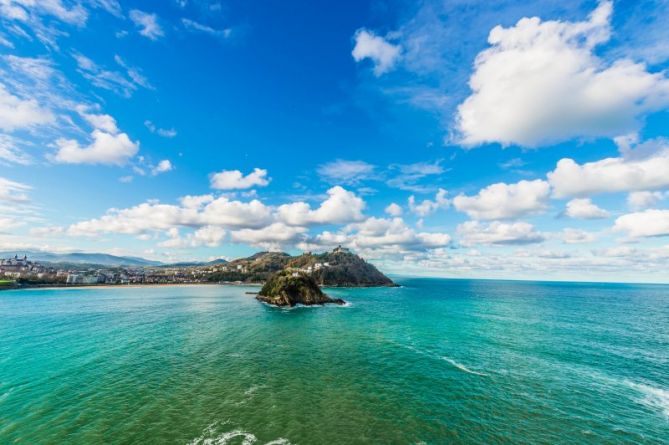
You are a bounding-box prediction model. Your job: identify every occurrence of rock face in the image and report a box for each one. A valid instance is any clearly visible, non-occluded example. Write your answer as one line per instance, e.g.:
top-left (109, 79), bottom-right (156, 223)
top-left (256, 270), bottom-right (345, 307)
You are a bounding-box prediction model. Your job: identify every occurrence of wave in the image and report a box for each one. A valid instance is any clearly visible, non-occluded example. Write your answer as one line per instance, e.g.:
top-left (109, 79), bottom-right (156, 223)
top-left (188, 423), bottom-right (293, 445)
top-left (626, 381), bottom-right (669, 419)
top-left (390, 340), bottom-right (488, 377)
top-left (441, 356), bottom-right (489, 377)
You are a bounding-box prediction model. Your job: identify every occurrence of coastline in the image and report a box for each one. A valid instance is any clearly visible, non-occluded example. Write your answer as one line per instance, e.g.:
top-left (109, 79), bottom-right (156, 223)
top-left (1, 280), bottom-right (398, 292)
top-left (0, 282), bottom-right (264, 292)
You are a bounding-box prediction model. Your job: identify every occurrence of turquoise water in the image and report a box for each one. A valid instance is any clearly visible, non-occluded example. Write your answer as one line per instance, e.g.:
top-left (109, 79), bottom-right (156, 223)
top-left (1, 278), bottom-right (668, 444)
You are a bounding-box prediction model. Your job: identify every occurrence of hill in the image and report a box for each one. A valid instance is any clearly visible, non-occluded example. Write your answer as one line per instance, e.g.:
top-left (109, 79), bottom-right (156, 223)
top-left (256, 270), bottom-right (345, 306)
top-left (205, 248), bottom-right (394, 287)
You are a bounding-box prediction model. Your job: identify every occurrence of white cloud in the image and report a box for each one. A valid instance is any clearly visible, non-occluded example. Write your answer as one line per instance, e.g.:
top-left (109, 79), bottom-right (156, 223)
top-left (408, 188), bottom-right (449, 217)
top-left (613, 209), bottom-right (669, 238)
top-left (385, 202), bottom-right (403, 216)
top-left (562, 228), bottom-right (597, 244)
top-left (352, 29), bottom-right (401, 76)
top-left (301, 216), bottom-right (450, 257)
top-left (74, 53), bottom-right (151, 97)
top-left (548, 140), bottom-right (669, 197)
top-left (317, 159), bottom-right (375, 185)
top-left (627, 191), bottom-right (666, 210)
top-left (457, 221), bottom-right (544, 246)
top-left (160, 225), bottom-right (226, 248)
top-left (179, 194), bottom-right (214, 209)
top-left (0, 0), bottom-right (88, 26)
top-left (54, 129), bottom-right (139, 165)
top-left (453, 179), bottom-right (549, 220)
top-left (181, 18), bottom-right (231, 39)
top-left (456, 1), bottom-right (669, 147)
top-left (151, 159), bottom-right (173, 175)
top-left (230, 223), bottom-right (306, 250)
top-left (0, 177), bottom-right (30, 202)
top-left (68, 195), bottom-right (273, 237)
top-left (277, 186), bottom-right (365, 226)
top-left (197, 198), bottom-right (273, 229)
top-left (564, 198), bottom-right (609, 219)
top-left (386, 160), bottom-right (445, 193)
top-left (81, 111), bottom-right (118, 133)
top-left (144, 120), bottom-right (177, 138)
top-left (0, 83), bottom-right (54, 131)
top-left (0, 134), bottom-right (31, 165)
top-left (210, 168), bottom-right (270, 190)
top-left (129, 10), bottom-right (164, 40)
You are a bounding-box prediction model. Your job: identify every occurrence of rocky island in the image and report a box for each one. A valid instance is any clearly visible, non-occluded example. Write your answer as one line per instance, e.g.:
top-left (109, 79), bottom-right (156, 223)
top-left (256, 270), bottom-right (346, 307)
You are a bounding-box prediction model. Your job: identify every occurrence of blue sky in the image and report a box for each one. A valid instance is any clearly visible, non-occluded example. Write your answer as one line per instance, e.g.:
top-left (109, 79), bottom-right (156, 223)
top-left (2, 0), bottom-right (669, 282)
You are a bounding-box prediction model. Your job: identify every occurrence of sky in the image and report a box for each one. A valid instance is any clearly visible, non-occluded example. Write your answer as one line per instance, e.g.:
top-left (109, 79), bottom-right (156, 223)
top-left (2, 0), bottom-right (669, 282)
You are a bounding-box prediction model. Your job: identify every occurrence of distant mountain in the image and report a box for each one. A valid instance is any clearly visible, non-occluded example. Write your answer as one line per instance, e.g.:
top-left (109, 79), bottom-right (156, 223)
top-left (0, 251), bottom-right (163, 266)
top-left (164, 258), bottom-right (228, 267)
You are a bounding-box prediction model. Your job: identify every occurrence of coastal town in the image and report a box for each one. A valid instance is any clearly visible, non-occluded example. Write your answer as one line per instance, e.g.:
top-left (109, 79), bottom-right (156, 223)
top-left (0, 247), bottom-right (394, 289)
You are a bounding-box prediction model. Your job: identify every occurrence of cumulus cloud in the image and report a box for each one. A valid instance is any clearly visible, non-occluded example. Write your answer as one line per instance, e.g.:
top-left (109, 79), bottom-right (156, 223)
top-left (54, 129), bottom-right (139, 165)
top-left (456, 1), bottom-right (669, 147)
top-left (301, 216), bottom-right (450, 257)
top-left (317, 159), bottom-right (375, 185)
top-left (562, 228), bottom-right (597, 244)
top-left (230, 223), bottom-right (306, 250)
top-left (627, 191), bottom-right (666, 210)
top-left (129, 10), bottom-right (164, 40)
top-left (81, 111), bottom-right (118, 133)
top-left (0, 83), bottom-right (54, 131)
top-left (278, 186), bottom-right (365, 226)
top-left (548, 139), bottom-right (669, 198)
top-left (408, 188), bottom-right (449, 217)
top-left (453, 179), bottom-right (549, 220)
top-left (68, 196), bottom-right (273, 237)
top-left (160, 225), bottom-right (226, 248)
top-left (564, 198), bottom-right (609, 219)
top-left (210, 168), bottom-right (270, 190)
top-left (352, 29), bottom-right (401, 76)
top-left (457, 221), bottom-right (544, 246)
top-left (613, 209), bottom-right (669, 238)
top-left (385, 203), bottom-right (403, 216)
top-left (151, 159), bottom-right (173, 176)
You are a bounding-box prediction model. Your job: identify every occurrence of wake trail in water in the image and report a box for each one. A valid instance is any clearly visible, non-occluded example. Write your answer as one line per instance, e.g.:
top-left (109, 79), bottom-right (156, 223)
top-left (188, 422), bottom-right (293, 445)
top-left (626, 381), bottom-right (669, 419)
top-left (441, 356), bottom-right (488, 377)
top-left (390, 340), bottom-right (488, 377)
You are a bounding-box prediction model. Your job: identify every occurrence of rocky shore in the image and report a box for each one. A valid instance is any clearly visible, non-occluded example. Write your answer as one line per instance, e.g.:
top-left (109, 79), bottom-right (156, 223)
top-left (256, 270), bottom-right (346, 307)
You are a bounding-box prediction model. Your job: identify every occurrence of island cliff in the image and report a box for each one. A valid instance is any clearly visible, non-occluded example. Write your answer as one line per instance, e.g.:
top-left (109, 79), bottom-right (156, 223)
top-left (256, 270), bottom-right (346, 307)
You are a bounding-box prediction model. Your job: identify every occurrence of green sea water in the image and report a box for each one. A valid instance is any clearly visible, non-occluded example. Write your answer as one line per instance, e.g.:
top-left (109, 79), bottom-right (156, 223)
top-left (1, 278), bottom-right (668, 444)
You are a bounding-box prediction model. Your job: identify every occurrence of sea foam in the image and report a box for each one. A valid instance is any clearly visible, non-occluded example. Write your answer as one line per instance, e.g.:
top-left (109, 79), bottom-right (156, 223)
top-left (627, 381), bottom-right (669, 419)
top-left (188, 423), bottom-right (293, 445)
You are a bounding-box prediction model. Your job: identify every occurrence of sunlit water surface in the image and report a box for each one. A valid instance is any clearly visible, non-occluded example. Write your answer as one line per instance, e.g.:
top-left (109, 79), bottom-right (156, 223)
top-left (1, 278), bottom-right (668, 444)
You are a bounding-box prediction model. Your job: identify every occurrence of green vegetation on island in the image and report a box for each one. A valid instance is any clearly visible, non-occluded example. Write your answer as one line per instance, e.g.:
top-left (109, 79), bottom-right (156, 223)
top-left (257, 270), bottom-right (346, 307)
top-left (207, 247), bottom-right (395, 287)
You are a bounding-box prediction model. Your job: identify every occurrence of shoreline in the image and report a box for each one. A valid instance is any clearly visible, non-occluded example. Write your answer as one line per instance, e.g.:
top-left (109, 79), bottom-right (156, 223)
top-left (0, 282), bottom-right (264, 292)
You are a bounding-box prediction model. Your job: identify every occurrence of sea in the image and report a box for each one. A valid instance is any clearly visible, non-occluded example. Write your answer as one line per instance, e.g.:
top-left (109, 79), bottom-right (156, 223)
top-left (1, 278), bottom-right (668, 444)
